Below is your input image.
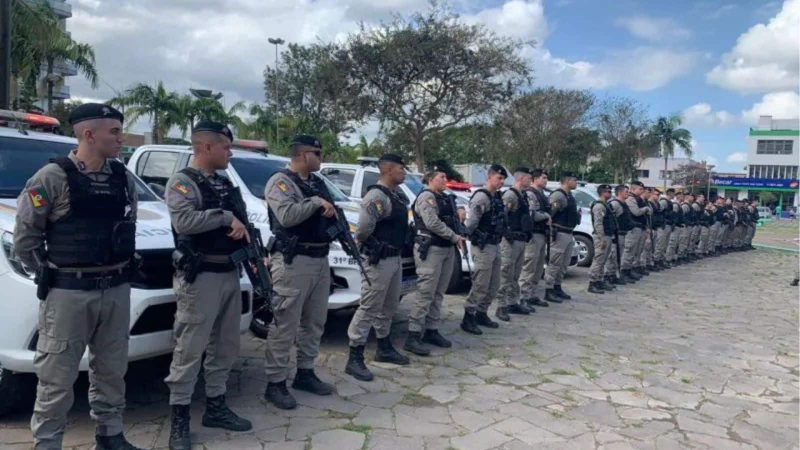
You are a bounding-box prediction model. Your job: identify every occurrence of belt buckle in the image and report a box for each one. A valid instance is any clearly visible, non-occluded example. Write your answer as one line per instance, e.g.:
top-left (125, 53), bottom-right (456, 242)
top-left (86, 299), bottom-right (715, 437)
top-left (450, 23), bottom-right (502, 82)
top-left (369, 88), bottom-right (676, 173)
top-left (96, 276), bottom-right (112, 290)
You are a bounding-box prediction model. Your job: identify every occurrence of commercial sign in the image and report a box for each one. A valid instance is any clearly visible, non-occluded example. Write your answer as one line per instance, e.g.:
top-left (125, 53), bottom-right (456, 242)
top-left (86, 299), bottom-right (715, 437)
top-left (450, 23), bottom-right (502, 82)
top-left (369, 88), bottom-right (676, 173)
top-left (711, 177), bottom-right (800, 190)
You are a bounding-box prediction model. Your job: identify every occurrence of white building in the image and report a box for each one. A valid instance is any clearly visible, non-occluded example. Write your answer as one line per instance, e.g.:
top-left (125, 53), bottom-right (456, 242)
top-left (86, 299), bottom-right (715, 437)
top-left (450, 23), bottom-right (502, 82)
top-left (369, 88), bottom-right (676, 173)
top-left (30, 0), bottom-right (75, 106)
top-left (635, 156), bottom-right (695, 189)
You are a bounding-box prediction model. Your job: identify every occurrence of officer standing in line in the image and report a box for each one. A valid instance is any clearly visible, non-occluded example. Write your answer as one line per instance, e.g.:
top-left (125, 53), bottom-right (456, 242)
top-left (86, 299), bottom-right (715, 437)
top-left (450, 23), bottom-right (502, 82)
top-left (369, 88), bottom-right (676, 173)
top-left (666, 189), bottom-right (683, 265)
top-left (164, 122), bottom-right (252, 450)
top-left (461, 165), bottom-right (508, 334)
top-left (640, 188), bottom-right (659, 272)
top-left (519, 169), bottom-right (551, 308)
top-left (345, 154), bottom-right (411, 382)
top-left (621, 181), bottom-right (650, 277)
top-left (587, 184), bottom-right (615, 294)
top-left (712, 196), bottom-right (727, 255)
top-left (15, 104), bottom-right (142, 450)
top-left (263, 135), bottom-right (338, 410)
top-left (496, 167), bottom-right (535, 321)
top-left (677, 192), bottom-right (693, 262)
top-left (746, 200), bottom-right (759, 249)
top-left (722, 197), bottom-right (736, 252)
top-left (688, 193), bottom-right (703, 259)
top-left (694, 194), bottom-right (710, 258)
top-left (403, 168), bottom-right (465, 356)
top-left (656, 189), bottom-right (674, 269)
top-left (605, 185), bottom-right (636, 285)
top-left (544, 172), bottom-right (581, 303)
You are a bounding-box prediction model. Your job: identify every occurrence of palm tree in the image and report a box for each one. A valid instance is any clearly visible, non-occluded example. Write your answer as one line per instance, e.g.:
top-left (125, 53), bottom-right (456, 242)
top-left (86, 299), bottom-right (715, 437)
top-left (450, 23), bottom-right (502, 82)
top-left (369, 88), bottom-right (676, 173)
top-left (652, 115), bottom-right (692, 191)
top-left (111, 82), bottom-right (179, 144)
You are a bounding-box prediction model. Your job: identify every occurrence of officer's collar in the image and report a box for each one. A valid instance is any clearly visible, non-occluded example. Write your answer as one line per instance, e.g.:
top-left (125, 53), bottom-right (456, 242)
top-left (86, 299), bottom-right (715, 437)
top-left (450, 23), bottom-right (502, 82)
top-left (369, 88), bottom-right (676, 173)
top-left (188, 161), bottom-right (217, 178)
top-left (68, 149), bottom-right (111, 174)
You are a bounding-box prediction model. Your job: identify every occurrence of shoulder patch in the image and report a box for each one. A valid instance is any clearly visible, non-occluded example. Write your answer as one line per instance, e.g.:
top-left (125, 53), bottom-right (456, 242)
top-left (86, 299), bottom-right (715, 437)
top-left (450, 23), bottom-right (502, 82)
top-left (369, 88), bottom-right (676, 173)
top-left (276, 180), bottom-right (290, 193)
top-left (28, 186), bottom-right (49, 208)
top-left (426, 197), bottom-right (436, 206)
top-left (173, 179), bottom-right (192, 196)
top-left (373, 200), bottom-right (384, 215)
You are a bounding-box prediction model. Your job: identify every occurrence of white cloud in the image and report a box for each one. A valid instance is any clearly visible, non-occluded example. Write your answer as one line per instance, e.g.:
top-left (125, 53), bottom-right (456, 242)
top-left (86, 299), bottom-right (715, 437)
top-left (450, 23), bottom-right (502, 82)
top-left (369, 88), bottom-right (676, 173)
top-left (681, 102), bottom-right (737, 127)
top-left (615, 15), bottom-right (692, 42)
top-left (740, 91), bottom-right (800, 124)
top-left (462, 0), bottom-right (548, 42)
top-left (706, 0), bottom-right (800, 93)
top-left (726, 152), bottom-right (747, 163)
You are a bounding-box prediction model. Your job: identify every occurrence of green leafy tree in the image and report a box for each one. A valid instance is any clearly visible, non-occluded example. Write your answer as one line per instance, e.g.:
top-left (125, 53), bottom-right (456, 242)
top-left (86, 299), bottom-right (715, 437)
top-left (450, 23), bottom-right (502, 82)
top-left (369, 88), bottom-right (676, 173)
top-left (593, 98), bottom-right (655, 184)
top-left (652, 114), bottom-right (693, 191)
top-left (111, 82), bottom-right (180, 144)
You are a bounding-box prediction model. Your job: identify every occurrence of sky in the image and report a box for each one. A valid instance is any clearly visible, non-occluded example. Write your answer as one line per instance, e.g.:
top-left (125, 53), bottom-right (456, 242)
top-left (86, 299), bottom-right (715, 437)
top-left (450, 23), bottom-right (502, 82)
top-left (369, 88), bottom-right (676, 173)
top-left (65, 0), bottom-right (800, 173)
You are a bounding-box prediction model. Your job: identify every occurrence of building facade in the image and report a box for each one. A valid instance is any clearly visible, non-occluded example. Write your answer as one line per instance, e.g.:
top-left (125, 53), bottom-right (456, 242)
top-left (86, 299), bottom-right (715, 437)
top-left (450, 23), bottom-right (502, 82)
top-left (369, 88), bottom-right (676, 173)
top-left (635, 156), bottom-right (695, 189)
top-left (33, 0), bottom-right (75, 106)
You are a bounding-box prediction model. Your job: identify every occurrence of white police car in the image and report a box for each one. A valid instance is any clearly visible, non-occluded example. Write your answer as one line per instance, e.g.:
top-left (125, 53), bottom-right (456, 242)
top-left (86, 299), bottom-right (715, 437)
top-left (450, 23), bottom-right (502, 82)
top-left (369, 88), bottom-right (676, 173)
top-left (0, 112), bottom-right (253, 416)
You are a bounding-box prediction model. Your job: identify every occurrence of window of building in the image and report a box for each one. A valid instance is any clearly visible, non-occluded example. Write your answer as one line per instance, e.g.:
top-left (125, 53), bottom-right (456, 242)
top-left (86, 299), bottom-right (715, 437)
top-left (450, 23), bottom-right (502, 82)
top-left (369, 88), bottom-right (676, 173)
top-left (637, 169), bottom-right (650, 178)
top-left (659, 170), bottom-right (673, 180)
top-left (756, 140), bottom-right (794, 155)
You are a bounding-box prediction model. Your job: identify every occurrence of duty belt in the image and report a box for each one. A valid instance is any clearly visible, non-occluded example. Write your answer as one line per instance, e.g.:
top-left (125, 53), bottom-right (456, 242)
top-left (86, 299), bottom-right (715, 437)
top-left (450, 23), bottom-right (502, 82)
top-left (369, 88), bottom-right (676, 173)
top-left (51, 268), bottom-right (129, 291)
top-left (269, 243), bottom-right (330, 259)
top-left (505, 231), bottom-right (530, 242)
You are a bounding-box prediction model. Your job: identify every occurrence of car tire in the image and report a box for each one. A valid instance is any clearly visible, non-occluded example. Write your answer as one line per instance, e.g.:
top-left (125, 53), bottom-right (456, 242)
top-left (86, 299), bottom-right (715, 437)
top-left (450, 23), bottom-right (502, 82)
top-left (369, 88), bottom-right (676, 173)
top-left (446, 248), bottom-right (464, 293)
top-left (0, 367), bottom-right (32, 417)
top-left (249, 297), bottom-right (273, 340)
top-left (575, 234), bottom-right (594, 267)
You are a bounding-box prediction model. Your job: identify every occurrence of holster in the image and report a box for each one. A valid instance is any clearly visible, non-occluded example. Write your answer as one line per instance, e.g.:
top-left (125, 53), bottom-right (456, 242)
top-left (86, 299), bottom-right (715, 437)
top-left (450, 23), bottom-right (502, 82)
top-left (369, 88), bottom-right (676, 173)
top-left (267, 234), bottom-right (299, 264)
top-left (172, 242), bottom-right (202, 284)
top-left (35, 265), bottom-right (53, 301)
top-left (470, 229), bottom-right (488, 250)
top-left (415, 235), bottom-right (432, 261)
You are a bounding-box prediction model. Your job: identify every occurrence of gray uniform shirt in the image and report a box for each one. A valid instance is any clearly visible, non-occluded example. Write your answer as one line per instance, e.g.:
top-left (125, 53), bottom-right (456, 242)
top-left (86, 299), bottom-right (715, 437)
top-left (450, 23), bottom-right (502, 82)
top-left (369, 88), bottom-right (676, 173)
top-left (609, 198), bottom-right (625, 217)
top-left (356, 182), bottom-right (406, 243)
top-left (465, 190), bottom-right (493, 234)
top-left (14, 151), bottom-right (138, 270)
top-left (658, 198), bottom-right (669, 214)
top-left (691, 202), bottom-right (702, 215)
top-left (165, 164), bottom-right (234, 236)
top-left (524, 187), bottom-right (550, 223)
top-left (415, 190), bottom-right (459, 243)
top-left (549, 190), bottom-right (568, 216)
top-left (591, 201), bottom-right (607, 236)
top-left (264, 169), bottom-right (325, 229)
top-left (626, 196), bottom-right (651, 217)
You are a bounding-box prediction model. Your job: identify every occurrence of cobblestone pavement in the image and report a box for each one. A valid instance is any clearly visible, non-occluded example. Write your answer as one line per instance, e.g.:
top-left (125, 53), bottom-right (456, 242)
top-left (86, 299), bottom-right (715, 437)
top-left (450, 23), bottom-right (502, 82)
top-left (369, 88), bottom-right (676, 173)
top-left (2, 250), bottom-right (798, 449)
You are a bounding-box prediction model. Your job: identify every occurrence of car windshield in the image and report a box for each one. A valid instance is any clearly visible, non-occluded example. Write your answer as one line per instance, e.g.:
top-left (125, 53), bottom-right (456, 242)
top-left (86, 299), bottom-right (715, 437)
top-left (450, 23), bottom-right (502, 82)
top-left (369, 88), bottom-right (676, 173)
top-left (230, 156), bottom-right (349, 202)
top-left (0, 135), bottom-right (157, 201)
top-left (404, 173), bottom-right (424, 196)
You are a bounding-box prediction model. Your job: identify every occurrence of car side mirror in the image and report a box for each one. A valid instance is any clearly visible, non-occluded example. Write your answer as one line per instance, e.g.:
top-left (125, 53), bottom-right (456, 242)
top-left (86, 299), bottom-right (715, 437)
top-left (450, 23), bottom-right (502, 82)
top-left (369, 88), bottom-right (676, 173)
top-left (148, 182), bottom-right (166, 199)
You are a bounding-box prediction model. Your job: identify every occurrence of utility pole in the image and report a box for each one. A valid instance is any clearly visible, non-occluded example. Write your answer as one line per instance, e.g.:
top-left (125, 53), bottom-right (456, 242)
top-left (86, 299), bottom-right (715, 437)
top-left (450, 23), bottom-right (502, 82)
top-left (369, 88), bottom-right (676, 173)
top-left (268, 37), bottom-right (284, 146)
top-left (0, 0), bottom-right (11, 110)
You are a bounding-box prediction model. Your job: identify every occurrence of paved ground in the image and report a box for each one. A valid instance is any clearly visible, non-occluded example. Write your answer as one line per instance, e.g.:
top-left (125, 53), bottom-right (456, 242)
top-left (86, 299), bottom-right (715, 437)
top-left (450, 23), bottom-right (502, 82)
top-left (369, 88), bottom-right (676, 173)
top-left (2, 249), bottom-right (798, 450)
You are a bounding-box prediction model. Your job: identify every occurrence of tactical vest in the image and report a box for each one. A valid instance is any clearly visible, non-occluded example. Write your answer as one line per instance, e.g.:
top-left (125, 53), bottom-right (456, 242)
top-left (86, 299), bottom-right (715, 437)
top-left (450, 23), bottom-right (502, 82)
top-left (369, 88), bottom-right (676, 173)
top-left (174, 168), bottom-right (244, 256)
top-left (506, 188), bottom-right (534, 240)
top-left (367, 185), bottom-right (408, 249)
top-left (609, 198), bottom-right (635, 233)
top-left (551, 188), bottom-right (580, 230)
top-left (750, 207), bottom-right (759, 223)
top-left (691, 203), bottom-right (703, 226)
top-left (590, 200), bottom-right (615, 237)
top-left (714, 205), bottom-right (727, 223)
top-left (650, 200), bottom-right (664, 228)
top-left (527, 187), bottom-right (550, 234)
top-left (702, 208), bottom-right (714, 227)
top-left (413, 189), bottom-right (458, 246)
top-left (46, 157), bottom-right (135, 268)
top-left (471, 189), bottom-right (506, 243)
top-left (267, 170), bottom-right (335, 244)
top-left (631, 197), bottom-right (648, 228)
top-left (662, 198), bottom-right (674, 225)
top-left (681, 203), bottom-right (693, 226)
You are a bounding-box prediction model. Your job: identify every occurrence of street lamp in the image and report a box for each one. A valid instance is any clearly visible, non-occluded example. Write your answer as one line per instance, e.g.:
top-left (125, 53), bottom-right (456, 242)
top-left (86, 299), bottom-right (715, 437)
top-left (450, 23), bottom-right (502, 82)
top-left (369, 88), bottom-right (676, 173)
top-left (706, 163), bottom-right (715, 199)
top-left (268, 37), bottom-right (284, 145)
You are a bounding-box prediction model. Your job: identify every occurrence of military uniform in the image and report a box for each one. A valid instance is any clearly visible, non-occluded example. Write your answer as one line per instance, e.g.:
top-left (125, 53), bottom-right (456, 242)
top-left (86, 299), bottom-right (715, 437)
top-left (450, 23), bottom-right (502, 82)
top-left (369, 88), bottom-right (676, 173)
top-left (677, 202), bottom-right (693, 259)
top-left (496, 187), bottom-right (534, 318)
top-left (588, 196), bottom-right (614, 293)
top-left (346, 179), bottom-right (410, 380)
top-left (403, 189), bottom-right (461, 355)
top-left (746, 205), bottom-right (758, 247)
top-left (691, 202), bottom-right (705, 257)
top-left (264, 162), bottom-right (337, 407)
top-left (14, 104), bottom-right (143, 450)
top-left (544, 189), bottom-right (580, 301)
top-left (519, 186), bottom-right (550, 306)
top-left (622, 194), bottom-right (649, 274)
top-left (656, 197), bottom-right (673, 267)
top-left (461, 188), bottom-right (506, 333)
top-left (605, 197), bottom-right (634, 283)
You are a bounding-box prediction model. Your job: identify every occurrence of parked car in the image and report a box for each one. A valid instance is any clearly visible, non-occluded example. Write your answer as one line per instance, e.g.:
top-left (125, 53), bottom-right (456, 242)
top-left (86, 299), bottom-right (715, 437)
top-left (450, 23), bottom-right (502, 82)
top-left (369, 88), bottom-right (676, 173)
top-left (0, 115), bottom-right (253, 416)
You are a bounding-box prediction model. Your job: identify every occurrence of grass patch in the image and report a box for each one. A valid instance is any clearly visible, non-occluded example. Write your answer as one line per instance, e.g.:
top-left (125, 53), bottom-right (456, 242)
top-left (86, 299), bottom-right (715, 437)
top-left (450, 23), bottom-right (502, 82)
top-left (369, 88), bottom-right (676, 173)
top-left (640, 360), bottom-right (660, 365)
top-left (632, 371), bottom-right (646, 382)
top-left (624, 387), bottom-right (638, 392)
top-left (681, 377), bottom-right (692, 384)
top-left (580, 364), bottom-right (599, 380)
top-left (539, 376), bottom-right (554, 384)
top-left (400, 392), bottom-right (438, 407)
top-left (485, 376), bottom-right (500, 385)
top-left (343, 423), bottom-right (372, 434)
top-left (562, 392), bottom-right (576, 402)
top-left (551, 368), bottom-right (575, 376)
top-left (328, 411), bottom-right (356, 419)
top-left (525, 337), bottom-right (538, 346)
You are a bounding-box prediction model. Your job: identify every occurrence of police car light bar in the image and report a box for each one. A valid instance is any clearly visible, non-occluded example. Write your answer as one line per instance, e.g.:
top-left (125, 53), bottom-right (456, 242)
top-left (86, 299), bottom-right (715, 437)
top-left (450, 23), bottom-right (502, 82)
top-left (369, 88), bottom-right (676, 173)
top-left (232, 139), bottom-right (268, 153)
top-left (0, 109), bottom-right (61, 127)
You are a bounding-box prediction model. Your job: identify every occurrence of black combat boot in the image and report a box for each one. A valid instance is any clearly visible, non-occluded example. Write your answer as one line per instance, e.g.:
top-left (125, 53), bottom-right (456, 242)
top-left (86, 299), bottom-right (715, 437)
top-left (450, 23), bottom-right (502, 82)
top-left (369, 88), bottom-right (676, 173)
top-left (460, 310), bottom-right (483, 335)
top-left (623, 268), bottom-right (641, 281)
top-left (791, 277), bottom-right (799, 287)
top-left (527, 296), bottom-right (549, 307)
top-left (95, 433), bottom-right (144, 450)
top-left (544, 289), bottom-right (564, 303)
top-left (422, 329), bottom-right (452, 348)
top-left (554, 285), bottom-right (572, 300)
top-left (292, 368), bottom-right (334, 395)
top-left (345, 345), bottom-right (374, 381)
top-left (375, 337), bottom-right (410, 365)
top-left (475, 311), bottom-right (500, 328)
top-left (403, 331), bottom-right (431, 356)
top-left (495, 306), bottom-right (511, 322)
top-left (203, 395), bottom-right (252, 431)
top-left (264, 381), bottom-right (297, 410)
top-left (507, 303), bottom-right (532, 314)
top-left (169, 405), bottom-right (191, 450)
top-left (607, 274), bottom-right (625, 286)
top-left (587, 281), bottom-right (604, 294)
top-left (599, 279), bottom-right (616, 291)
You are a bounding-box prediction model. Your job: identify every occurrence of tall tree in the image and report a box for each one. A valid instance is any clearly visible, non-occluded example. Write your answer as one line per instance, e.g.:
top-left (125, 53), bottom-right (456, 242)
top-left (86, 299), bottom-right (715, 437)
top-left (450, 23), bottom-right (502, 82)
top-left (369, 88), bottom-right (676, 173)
top-left (671, 161), bottom-right (711, 193)
top-left (343, 5), bottom-right (531, 169)
top-left (496, 88), bottom-right (595, 170)
top-left (593, 98), bottom-right (655, 184)
top-left (652, 114), bottom-right (692, 190)
top-left (111, 82), bottom-right (179, 144)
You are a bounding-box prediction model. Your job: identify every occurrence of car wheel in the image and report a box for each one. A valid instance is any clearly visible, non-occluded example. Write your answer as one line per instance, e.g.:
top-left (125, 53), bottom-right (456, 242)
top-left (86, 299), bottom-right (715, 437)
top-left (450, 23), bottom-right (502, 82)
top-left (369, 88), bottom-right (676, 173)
top-left (249, 297), bottom-right (273, 340)
top-left (0, 366), bottom-right (32, 417)
top-left (446, 248), bottom-right (464, 293)
top-left (575, 234), bottom-right (594, 267)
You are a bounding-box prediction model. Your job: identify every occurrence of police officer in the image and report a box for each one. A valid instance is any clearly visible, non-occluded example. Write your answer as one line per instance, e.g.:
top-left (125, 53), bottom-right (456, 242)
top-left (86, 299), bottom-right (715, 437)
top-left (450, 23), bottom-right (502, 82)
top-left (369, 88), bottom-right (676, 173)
top-left (746, 200), bottom-right (759, 249)
top-left (496, 167), bottom-right (535, 320)
top-left (544, 172), bottom-right (581, 303)
top-left (712, 196), bottom-right (727, 255)
top-left (345, 154), bottom-right (411, 381)
top-left (263, 135), bottom-right (338, 409)
top-left (14, 104), bottom-right (142, 450)
top-left (677, 192), bottom-right (693, 262)
top-left (656, 189), bottom-right (674, 269)
top-left (164, 122), bottom-right (252, 450)
top-left (461, 165), bottom-right (508, 334)
top-left (694, 194), bottom-right (710, 258)
top-left (403, 168), bottom-right (465, 355)
top-left (606, 185), bottom-right (636, 284)
top-left (665, 189), bottom-right (682, 265)
top-left (519, 169), bottom-right (551, 308)
top-left (588, 184), bottom-right (615, 293)
top-left (640, 188), bottom-right (660, 272)
top-left (688, 194), bottom-right (703, 259)
top-left (621, 181), bottom-right (650, 277)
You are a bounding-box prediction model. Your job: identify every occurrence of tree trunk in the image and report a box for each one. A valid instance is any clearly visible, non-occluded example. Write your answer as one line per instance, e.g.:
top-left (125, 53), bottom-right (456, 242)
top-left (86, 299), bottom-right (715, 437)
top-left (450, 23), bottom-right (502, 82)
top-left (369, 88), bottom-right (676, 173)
top-left (46, 58), bottom-right (54, 114)
top-left (153, 112), bottom-right (160, 145)
top-left (662, 146), bottom-right (668, 192)
top-left (414, 130), bottom-right (426, 172)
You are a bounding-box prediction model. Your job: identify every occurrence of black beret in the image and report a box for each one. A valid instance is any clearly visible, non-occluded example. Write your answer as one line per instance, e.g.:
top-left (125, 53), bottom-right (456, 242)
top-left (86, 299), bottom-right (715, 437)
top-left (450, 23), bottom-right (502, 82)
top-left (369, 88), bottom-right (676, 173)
top-left (597, 184), bottom-right (612, 194)
top-left (489, 164), bottom-right (508, 178)
top-left (193, 120), bottom-right (233, 141)
top-left (630, 180), bottom-right (644, 187)
top-left (513, 167), bottom-right (532, 175)
top-left (378, 153), bottom-right (405, 166)
top-left (68, 103), bottom-right (124, 125)
top-left (560, 171), bottom-right (577, 179)
top-left (291, 134), bottom-right (322, 149)
top-left (666, 188), bottom-right (675, 194)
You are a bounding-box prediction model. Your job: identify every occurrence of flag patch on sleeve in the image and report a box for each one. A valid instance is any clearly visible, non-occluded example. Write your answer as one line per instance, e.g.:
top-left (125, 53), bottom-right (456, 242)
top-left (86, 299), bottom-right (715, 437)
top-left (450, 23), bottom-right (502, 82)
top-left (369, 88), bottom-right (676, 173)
top-left (173, 180), bottom-right (192, 195)
top-left (28, 187), bottom-right (48, 208)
